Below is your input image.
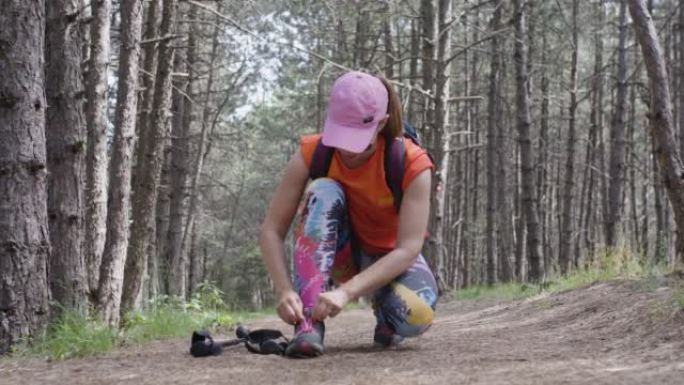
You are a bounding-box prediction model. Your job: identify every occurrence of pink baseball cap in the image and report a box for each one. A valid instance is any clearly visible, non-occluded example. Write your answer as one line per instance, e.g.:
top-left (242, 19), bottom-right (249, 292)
top-left (322, 71), bottom-right (389, 153)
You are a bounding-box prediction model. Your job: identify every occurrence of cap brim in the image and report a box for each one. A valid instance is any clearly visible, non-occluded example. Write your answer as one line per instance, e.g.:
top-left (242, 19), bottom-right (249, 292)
top-left (322, 118), bottom-right (377, 153)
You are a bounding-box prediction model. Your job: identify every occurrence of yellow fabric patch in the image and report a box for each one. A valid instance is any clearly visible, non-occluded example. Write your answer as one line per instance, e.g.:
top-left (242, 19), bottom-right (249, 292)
top-left (392, 282), bottom-right (434, 325)
top-left (377, 194), bottom-right (394, 206)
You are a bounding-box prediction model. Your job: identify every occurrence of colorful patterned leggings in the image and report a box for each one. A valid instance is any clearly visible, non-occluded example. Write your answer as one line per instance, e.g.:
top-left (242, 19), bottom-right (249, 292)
top-left (293, 178), bottom-right (438, 338)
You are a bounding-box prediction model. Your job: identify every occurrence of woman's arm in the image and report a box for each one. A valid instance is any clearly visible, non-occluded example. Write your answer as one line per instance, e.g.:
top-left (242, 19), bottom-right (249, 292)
top-left (312, 169), bottom-right (432, 320)
top-left (259, 151), bottom-right (310, 324)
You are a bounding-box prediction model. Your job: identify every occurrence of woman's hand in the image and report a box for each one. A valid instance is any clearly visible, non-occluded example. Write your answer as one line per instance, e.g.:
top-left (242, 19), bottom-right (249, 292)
top-left (277, 290), bottom-right (304, 325)
top-left (312, 288), bottom-right (351, 321)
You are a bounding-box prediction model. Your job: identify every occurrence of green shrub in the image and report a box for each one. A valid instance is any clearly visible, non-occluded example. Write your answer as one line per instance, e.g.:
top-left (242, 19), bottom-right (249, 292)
top-left (7, 282), bottom-right (266, 361)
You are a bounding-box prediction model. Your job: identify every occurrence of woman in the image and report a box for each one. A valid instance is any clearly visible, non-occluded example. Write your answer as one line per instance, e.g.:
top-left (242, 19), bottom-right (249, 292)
top-left (259, 71), bottom-right (438, 358)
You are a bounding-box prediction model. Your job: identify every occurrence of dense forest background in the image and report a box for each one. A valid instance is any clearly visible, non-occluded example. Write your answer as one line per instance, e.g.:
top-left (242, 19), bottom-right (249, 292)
top-left (2, 0), bottom-right (684, 354)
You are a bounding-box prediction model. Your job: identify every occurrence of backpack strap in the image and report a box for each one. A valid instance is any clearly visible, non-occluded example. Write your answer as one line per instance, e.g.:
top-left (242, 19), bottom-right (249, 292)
top-left (309, 139), bottom-right (335, 180)
top-left (384, 136), bottom-right (406, 213)
top-left (402, 120), bottom-right (421, 146)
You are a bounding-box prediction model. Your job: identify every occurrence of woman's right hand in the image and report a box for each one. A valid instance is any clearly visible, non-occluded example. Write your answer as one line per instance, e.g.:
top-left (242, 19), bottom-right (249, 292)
top-left (277, 289), bottom-right (304, 325)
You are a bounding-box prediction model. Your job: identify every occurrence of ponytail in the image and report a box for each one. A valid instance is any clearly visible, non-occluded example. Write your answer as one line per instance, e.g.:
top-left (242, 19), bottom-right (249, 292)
top-left (378, 77), bottom-right (403, 139)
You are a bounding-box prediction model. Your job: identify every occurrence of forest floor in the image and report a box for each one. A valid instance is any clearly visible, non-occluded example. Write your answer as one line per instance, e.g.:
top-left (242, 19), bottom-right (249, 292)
top-left (2, 278), bottom-right (684, 385)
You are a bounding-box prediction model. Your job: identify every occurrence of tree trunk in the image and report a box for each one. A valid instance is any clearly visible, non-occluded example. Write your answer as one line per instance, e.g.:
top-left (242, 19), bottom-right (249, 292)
top-left (605, 0), bottom-right (629, 248)
top-left (428, 0), bottom-right (453, 292)
top-left (383, 10), bottom-right (394, 80)
top-left (559, 0), bottom-right (579, 276)
top-left (653, 153), bottom-right (666, 263)
top-left (153, 144), bottom-right (172, 296)
top-left (485, 0), bottom-right (503, 285)
top-left (629, 0), bottom-right (684, 268)
top-left (679, 0), bottom-right (684, 159)
top-left (84, 0), bottom-right (111, 302)
top-left (45, 0), bottom-right (88, 312)
top-left (465, 7), bottom-right (481, 287)
top-left (353, 7), bottom-right (370, 69)
top-left (583, 0), bottom-right (605, 265)
top-left (514, 0), bottom-right (542, 282)
top-left (123, 0), bottom-right (178, 311)
top-left (165, 5), bottom-right (195, 298)
top-left (407, 18), bottom-right (420, 122)
top-left (188, 222), bottom-right (204, 296)
top-left (131, 0), bottom-right (162, 229)
top-left (0, 0), bottom-right (51, 353)
top-left (495, 75), bottom-right (514, 282)
top-left (537, 12), bottom-right (551, 275)
top-left (514, 150), bottom-right (524, 280)
top-left (177, 10), bottom-right (221, 297)
top-left (138, 0), bottom-right (164, 295)
top-left (641, 167), bottom-right (650, 256)
top-left (628, 53), bottom-right (640, 252)
top-left (98, 0), bottom-right (145, 326)
top-left (420, 0), bottom-right (437, 138)
top-left (334, 19), bottom-right (348, 65)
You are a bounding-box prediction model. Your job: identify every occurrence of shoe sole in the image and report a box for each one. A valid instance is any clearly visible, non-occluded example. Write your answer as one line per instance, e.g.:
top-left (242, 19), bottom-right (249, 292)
top-left (373, 334), bottom-right (405, 348)
top-left (285, 340), bottom-right (325, 358)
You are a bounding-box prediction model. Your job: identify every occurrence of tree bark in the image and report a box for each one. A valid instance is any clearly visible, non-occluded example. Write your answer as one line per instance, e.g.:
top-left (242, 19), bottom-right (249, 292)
top-left (188, 222), bottom-right (204, 296)
top-left (420, 0), bottom-right (437, 138)
top-left (559, 0), bottom-right (579, 275)
top-left (153, 145), bottom-right (172, 296)
top-left (165, 4), bottom-right (195, 298)
top-left (98, 0), bottom-right (144, 326)
top-left (605, 0), bottom-right (629, 248)
top-left (383, 9), bottom-right (394, 80)
top-left (0, 0), bottom-right (51, 353)
top-left (45, 0), bottom-right (88, 312)
top-left (536, 8), bottom-right (551, 275)
top-left (123, 0), bottom-right (178, 311)
top-left (514, 150), bottom-right (524, 280)
top-left (353, 7), bottom-right (370, 69)
top-left (679, 0), bottom-right (684, 159)
top-left (514, 0), bottom-right (542, 282)
top-left (84, 0), bottom-right (111, 302)
top-left (583, 0), bottom-right (605, 264)
top-left (131, 0), bottom-right (162, 231)
top-left (628, 53), bottom-right (640, 252)
top-left (629, 0), bottom-right (684, 268)
top-left (653, 153), bottom-right (666, 263)
top-left (459, 7), bottom-right (475, 288)
top-left (485, 0), bottom-right (503, 285)
top-left (407, 18), bottom-right (420, 122)
top-left (177, 9), bottom-right (221, 297)
top-left (139, 0), bottom-right (164, 296)
top-left (428, 0), bottom-right (453, 291)
top-left (495, 75), bottom-right (514, 282)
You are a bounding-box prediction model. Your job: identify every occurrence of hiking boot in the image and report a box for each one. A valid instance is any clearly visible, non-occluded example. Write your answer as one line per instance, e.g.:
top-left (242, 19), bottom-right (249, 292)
top-left (373, 323), bottom-right (404, 348)
top-left (285, 317), bottom-right (325, 358)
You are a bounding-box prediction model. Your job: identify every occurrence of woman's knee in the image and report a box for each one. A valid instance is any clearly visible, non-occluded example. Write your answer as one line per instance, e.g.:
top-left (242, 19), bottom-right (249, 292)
top-left (376, 283), bottom-right (436, 338)
top-left (306, 178), bottom-right (345, 200)
top-left (394, 317), bottom-right (433, 338)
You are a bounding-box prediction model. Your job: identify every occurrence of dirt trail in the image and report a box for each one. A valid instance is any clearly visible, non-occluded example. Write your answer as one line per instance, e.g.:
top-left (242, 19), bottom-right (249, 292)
top-left (2, 280), bottom-right (683, 384)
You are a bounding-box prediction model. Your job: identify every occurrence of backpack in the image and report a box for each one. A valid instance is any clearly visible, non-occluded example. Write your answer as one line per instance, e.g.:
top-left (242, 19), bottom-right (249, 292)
top-left (309, 121), bottom-right (425, 213)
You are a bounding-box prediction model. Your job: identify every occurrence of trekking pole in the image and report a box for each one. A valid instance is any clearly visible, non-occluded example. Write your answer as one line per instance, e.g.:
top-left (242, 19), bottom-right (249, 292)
top-left (189, 325), bottom-right (250, 357)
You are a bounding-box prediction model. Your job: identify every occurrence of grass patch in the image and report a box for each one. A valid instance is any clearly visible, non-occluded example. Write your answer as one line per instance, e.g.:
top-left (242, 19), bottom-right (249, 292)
top-left (453, 247), bottom-right (656, 302)
top-left (455, 282), bottom-right (535, 301)
top-left (673, 285), bottom-right (684, 311)
top-left (6, 283), bottom-right (268, 361)
top-left (20, 312), bottom-right (118, 360)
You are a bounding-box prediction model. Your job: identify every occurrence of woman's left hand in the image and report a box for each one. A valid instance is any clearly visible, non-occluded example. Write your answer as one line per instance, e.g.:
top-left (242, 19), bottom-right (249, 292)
top-left (312, 288), bottom-right (351, 321)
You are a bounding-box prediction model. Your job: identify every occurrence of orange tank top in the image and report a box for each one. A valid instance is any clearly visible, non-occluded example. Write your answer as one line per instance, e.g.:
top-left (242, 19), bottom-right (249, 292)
top-left (300, 134), bottom-right (433, 255)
